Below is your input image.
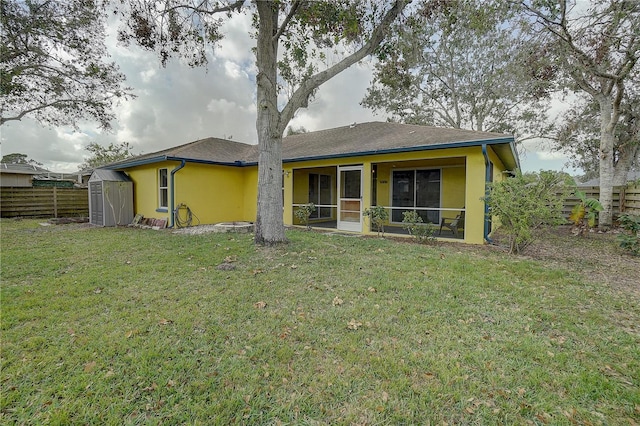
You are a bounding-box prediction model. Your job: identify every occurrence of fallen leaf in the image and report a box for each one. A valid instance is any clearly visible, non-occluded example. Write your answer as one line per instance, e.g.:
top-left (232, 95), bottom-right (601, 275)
top-left (332, 296), bottom-right (344, 306)
top-left (93, 288), bottom-right (102, 294)
top-left (382, 391), bottom-right (389, 402)
top-left (83, 361), bottom-right (97, 373)
top-left (224, 255), bottom-right (237, 263)
top-left (290, 264), bottom-right (298, 269)
top-left (252, 269), bottom-right (264, 275)
top-left (518, 388), bottom-right (526, 397)
top-left (254, 301), bottom-right (267, 309)
top-left (125, 329), bottom-right (138, 338)
top-left (105, 369), bottom-right (115, 378)
top-left (167, 379), bottom-right (176, 388)
top-left (368, 287), bottom-right (377, 292)
top-left (158, 318), bottom-right (173, 325)
top-left (142, 382), bottom-right (158, 392)
top-left (347, 319), bottom-right (363, 330)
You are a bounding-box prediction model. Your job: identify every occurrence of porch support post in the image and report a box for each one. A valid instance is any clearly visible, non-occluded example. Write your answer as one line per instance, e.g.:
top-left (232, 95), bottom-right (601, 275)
top-left (362, 162), bottom-right (372, 234)
top-left (282, 166), bottom-right (294, 226)
top-left (464, 149), bottom-right (487, 244)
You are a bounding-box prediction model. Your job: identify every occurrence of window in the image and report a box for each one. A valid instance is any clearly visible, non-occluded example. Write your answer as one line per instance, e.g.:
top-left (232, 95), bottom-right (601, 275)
top-left (391, 169), bottom-right (441, 223)
top-left (158, 168), bottom-right (168, 209)
top-left (308, 173), bottom-right (332, 218)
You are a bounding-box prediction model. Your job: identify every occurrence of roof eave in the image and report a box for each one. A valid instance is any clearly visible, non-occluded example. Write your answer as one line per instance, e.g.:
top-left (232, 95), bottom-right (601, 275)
top-left (283, 137), bottom-right (515, 164)
top-left (103, 156), bottom-right (247, 169)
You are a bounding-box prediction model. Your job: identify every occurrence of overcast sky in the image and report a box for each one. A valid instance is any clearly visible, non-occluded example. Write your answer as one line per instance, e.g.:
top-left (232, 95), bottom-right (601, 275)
top-left (0, 13), bottom-right (578, 175)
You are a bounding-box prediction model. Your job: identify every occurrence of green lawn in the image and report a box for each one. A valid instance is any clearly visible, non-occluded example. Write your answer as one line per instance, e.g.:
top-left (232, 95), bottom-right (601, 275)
top-left (1, 219), bottom-right (638, 425)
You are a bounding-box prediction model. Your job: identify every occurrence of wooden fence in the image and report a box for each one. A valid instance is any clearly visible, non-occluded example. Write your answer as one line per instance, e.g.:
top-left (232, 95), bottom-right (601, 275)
top-left (562, 184), bottom-right (640, 218)
top-left (0, 187), bottom-right (88, 218)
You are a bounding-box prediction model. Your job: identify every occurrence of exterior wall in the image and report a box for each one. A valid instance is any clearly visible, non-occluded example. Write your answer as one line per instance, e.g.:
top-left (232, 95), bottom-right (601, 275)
top-left (241, 166), bottom-right (259, 223)
top-left (0, 173), bottom-right (32, 187)
top-left (174, 162), bottom-right (247, 224)
top-left (126, 164), bottom-right (168, 222)
top-left (125, 160), bottom-right (249, 225)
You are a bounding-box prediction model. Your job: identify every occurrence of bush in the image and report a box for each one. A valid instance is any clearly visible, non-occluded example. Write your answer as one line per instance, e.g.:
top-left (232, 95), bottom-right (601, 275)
top-left (617, 214), bottom-right (640, 256)
top-left (294, 203), bottom-right (316, 230)
top-left (483, 170), bottom-right (571, 254)
top-left (363, 206), bottom-right (389, 236)
top-left (568, 189), bottom-right (603, 236)
top-left (401, 210), bottom-right (437, 244)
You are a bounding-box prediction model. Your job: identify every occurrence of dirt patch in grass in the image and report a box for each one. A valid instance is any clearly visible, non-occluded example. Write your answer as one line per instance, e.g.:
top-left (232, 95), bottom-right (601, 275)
top-left (489, 225), bottom-right (640, 300)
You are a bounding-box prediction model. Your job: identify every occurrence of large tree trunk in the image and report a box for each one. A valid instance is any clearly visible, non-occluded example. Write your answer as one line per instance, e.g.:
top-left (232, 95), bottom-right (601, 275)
top-left (254, 1), bottom-right (287, 245)
top-left (613, 144), bottom-right (639, 186)
top-left (598, 95), bottom-right (615, 229)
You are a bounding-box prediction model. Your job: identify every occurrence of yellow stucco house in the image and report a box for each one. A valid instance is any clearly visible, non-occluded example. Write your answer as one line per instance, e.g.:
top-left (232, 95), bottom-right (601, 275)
top-left (103, 122), bottom-right (519, 244)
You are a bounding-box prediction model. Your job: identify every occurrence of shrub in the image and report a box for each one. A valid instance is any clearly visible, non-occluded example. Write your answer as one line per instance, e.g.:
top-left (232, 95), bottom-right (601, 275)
top-left (617, 214), bottom-right (640, 256)
top-left (568, 190), bottom-right (603, 236)
top-left (483, 170), bottom-right (571, 254)
top-left (401, 210), bottom-right (437, 244)
top-left (363, 206), bottom-right (389, 236)
top-left (294, 203), bottom-right (316, 230)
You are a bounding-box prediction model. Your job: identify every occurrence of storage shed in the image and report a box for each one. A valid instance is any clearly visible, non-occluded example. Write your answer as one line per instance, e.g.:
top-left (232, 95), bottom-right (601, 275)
top-left (89, 169), bottom-right (134, 226)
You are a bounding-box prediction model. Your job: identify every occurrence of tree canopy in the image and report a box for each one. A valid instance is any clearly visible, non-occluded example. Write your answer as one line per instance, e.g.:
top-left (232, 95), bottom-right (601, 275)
top-left (0, 0), bottom-right (132, 129)
top-left (79, 141), bottom-right (135, 170)
top-left (362, 0), bottom-right (553, 142)
top-left (1, 153), bottom-right (43, 166)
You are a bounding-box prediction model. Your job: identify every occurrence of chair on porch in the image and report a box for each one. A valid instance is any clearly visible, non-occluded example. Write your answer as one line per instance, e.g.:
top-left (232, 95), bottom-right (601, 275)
top-left (439, 211), bottom-right (465, 237)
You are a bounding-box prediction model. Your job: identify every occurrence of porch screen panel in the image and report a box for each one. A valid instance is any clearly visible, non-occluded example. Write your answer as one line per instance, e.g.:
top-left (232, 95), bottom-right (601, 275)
top-left (392, 170), bottom-right (414, 222)
top-left (392, 169), bottom-right (441, 223)
top-left (319, 174), bottom-right (332, 218)
top-left (416, 170), bottom-right (440, 223)
top-left (308, 173), bottom-right (332, 219)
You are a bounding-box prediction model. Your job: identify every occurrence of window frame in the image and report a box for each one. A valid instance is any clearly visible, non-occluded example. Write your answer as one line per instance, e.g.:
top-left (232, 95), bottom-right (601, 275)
top-left (158, 168), bottom-right (169, 211)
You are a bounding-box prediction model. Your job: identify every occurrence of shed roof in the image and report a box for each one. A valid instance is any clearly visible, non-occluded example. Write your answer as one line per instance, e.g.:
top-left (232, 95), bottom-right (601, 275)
top-left (89, 169), bottom-right (132, 182)
top-left (106, 122), bottom-right (518, 170)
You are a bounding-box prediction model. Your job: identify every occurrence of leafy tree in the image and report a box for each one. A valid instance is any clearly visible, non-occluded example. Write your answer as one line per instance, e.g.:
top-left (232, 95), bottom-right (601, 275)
top-left (0, 0), bottom-right (132, 129)
top-left (113, 0), bottom-right (414, 245)
top-left (555, 91), bottom-right (639, 183)
top-left (483, 171), bottom-right (571, 254)
top-left (522, 0), bottom-right (640, 229)
top-left (1, 153), bottom-right (43, 166)
top-left (80, 142), bottom-right (135, 170)
top-left (362, 0), bottom-right (553, 142)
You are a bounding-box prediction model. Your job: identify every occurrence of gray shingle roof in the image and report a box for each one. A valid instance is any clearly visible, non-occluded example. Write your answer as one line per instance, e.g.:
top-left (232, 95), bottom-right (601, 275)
top-left (281, 122), bottom-right (512, 161)
top-left (0, 163), bottom-right (50, 174)
top-left (106, 122), bottom-right (516, 169)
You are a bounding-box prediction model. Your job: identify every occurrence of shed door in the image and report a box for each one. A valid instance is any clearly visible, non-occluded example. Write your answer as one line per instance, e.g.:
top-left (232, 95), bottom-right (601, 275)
top-left (89, 182), bottom-right (103, 225)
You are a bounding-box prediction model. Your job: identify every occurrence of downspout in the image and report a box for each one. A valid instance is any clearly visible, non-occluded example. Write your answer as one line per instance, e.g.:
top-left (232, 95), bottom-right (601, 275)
top-left (169, 160), bottom-right (186, 228)
top-left (481, 144), bottom-right (493, 244)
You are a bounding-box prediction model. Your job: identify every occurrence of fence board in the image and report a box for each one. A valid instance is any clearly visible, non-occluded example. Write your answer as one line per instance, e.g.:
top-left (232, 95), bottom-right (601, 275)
top-left (561, 184), bottom-right (640, 218)
top-left (1, 187), bottom-right (88, 218)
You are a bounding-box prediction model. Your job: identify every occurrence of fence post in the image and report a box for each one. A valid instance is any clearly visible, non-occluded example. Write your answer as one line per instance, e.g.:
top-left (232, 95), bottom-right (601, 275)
top-left (619, 186), bottom-right (626, 214)
top-left (53, 186), bottom-right (58, 218)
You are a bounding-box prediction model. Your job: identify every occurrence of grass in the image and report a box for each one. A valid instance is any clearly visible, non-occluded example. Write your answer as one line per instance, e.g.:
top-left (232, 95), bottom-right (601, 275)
top-left (1, 219), bottom-right (639, 425)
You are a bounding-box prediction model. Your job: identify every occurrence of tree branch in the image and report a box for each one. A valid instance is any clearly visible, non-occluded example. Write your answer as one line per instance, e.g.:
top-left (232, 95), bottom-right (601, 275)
top-left (273, 0), bottom-right (302, 42)
top-left (279, 0), bottom-right (409, 130)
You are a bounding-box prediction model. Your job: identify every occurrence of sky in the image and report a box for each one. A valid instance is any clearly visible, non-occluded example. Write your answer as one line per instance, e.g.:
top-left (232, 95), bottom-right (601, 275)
top-left (0, 12), bottom-right (579, 176)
